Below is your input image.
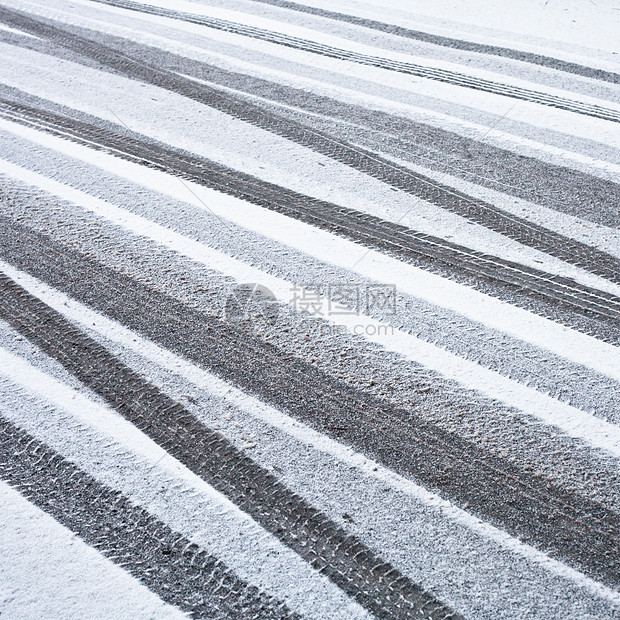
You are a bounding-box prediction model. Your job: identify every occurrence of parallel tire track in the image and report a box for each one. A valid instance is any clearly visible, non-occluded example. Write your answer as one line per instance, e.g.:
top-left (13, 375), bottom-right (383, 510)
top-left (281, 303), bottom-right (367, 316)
top-left (247, 0), bottom-right (620, 84)
top-left (0, 268), bottom-right (457, 620)
top-left (1, 221), bottom-right (618, 589)
top-left (8, 10), bottom-right (620, 226)
top-left (1, 2), bottom-right (619, 616)
top-left (90, 0), bottom-right (620, 122)
top-left (1, 98), bottom-right (620, 343)
top-left (0, 417), bottom-right (297, 620)
top-left (2, 7), bottom-right (619, 291)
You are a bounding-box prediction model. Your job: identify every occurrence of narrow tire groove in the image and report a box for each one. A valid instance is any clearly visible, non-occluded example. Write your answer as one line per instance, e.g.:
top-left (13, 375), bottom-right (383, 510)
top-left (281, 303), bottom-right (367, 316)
top-left (89, 0), bottom-right (620, 121)
top-left (246, 0), bottom-right (620, 84)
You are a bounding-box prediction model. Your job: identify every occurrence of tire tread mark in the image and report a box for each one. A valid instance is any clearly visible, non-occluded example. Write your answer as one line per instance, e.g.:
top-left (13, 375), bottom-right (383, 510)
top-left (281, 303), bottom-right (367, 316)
top-left (88, 0), bottom-right (620, 121)
top-left (0, 225), bottom-right (618, 590)
top-left (1, 7), bottom-right (619, 292)
top-left (2, 7), bottom-right (619, 289)
top-left (246, 0), bottom-right (620, 84)
top-left (1, 97), bottom-right (619, 340)
top-left (0, 269), bottom-right (457, 620)
top-left (0, 418), bottom-right (298, 620)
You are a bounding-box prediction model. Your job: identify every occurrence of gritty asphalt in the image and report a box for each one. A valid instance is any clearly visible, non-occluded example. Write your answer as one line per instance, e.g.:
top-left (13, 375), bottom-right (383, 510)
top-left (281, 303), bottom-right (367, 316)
top-left (0, 0), bottom-right (619, 618)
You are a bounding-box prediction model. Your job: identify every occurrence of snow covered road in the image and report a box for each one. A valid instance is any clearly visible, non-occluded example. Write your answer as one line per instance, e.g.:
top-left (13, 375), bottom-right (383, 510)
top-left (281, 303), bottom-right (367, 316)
top-left (0, 0), bottom-right (619, 617)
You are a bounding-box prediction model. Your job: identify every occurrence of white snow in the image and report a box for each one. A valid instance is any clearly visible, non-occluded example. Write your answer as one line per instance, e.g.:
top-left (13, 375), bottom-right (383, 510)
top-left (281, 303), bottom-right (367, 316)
top-left (0, 481), bottom-right (187, 620)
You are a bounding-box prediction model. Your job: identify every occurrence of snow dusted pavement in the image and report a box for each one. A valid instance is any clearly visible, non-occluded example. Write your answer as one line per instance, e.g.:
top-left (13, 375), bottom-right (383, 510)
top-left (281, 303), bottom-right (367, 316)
top-left (0, 0), bottom-right (618, 618)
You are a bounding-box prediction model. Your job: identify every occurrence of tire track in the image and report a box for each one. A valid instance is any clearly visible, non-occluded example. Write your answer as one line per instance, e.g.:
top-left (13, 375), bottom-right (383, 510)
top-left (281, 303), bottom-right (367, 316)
top-left (0, 342), bottom-right (370, 619)
top-left (10, 23), bottom-right (617, 226)
top-left (87, 0), bottom-right (620, 122)
top-left (0, 480), bottom-right (187, 620)
top-left (246, 0), bottom-right (620, 84)
top-left (0, 417), bottom-right (298, 620)
top-left (225, 85), bottom-right (620, 227)
top-left (2, 296), bottom-right (618, 619)
top-left (1, 97), bottom-right (619, 344)
top-left (2, 8), bottom-right (618, 289)
top-left (0, 268), bottom-right (456, 620)
top-left (2, 2), bottom-right (619, 615)
top-left (4, 180), bottom-right (620, 504)
top-left (1, 224), bottom-right (618, 589)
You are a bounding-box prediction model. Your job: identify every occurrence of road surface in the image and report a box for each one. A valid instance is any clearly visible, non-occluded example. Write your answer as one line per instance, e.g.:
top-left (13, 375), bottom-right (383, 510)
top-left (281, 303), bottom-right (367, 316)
top-left (0, 0), bottom-right (619, 618)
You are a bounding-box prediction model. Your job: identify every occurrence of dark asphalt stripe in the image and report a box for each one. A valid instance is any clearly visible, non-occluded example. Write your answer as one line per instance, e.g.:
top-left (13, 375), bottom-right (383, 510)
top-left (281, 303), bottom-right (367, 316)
top-left (0, 268), bottom-right (457, 620)
top-left (2, 95), bottom-right (620, 346)
top-left (5, 172), bottom-right (620, 462)
top-left (92, 33), bottom-right (620, 229)
top-left (3, 9), bottom-right (620, 292)
top-left (85, 0), bottom-right (620, 123)
top-left (0, 417), bottom-right (297, 620)
top-left (4, 172), bottom-right (620, 496)
top-left (0, 221), bottom-right (618, 590)
top-left (227, 89), bottom-right (620, 229)
top-left (9, 25), bottom-right (619, 229)
top-left (247, 0), bottom-right (620, 84)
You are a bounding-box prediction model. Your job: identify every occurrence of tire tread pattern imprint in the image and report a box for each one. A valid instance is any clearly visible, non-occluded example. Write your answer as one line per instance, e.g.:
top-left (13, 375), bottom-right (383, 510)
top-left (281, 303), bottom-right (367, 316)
top-left (1, 99), bottom-right (620, 346)
top-left (0, 227), bottom-right (618, 592)
top-left (0, 270), bottom-right (460, 620)
top-left (243, 0), bottom-right (620, 84)
top-left (91, 0), bottom-right (620, 121)
top-left (2, 6), bottom-right (620, 288)
top-left (0, 417), bottom-right (298, 620)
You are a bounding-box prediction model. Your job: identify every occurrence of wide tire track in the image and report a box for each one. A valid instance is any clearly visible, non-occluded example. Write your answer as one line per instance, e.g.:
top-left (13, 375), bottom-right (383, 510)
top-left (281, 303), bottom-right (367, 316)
top-left (1, 97), bottom-right (620, 345)
top-left (7, 14), bottom-right (620, 226)
top-left (0, 268), bottom-right (457, 620)
top-left (2, 7), bottom-right (619, 290)
top-left (0, 220), bottom-right (618, 589)
top-left (0, 417), bottom-right (297, 620)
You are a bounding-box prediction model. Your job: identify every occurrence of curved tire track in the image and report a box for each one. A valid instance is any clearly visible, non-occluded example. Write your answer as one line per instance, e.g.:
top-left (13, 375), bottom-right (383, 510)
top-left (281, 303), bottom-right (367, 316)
top-left (2, 7), bottom-right (619, 290)
top-left (9, 23), bottom-right (618, 226)
top-left (7, 8), bottom-right (620, 228)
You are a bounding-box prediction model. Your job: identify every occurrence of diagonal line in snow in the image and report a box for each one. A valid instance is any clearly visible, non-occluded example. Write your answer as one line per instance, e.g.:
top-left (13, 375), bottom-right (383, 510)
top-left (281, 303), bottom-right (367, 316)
top-left (0, 156), bottom-right (619, 458)
top-left (1, 259), bottom-right (619, 608)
